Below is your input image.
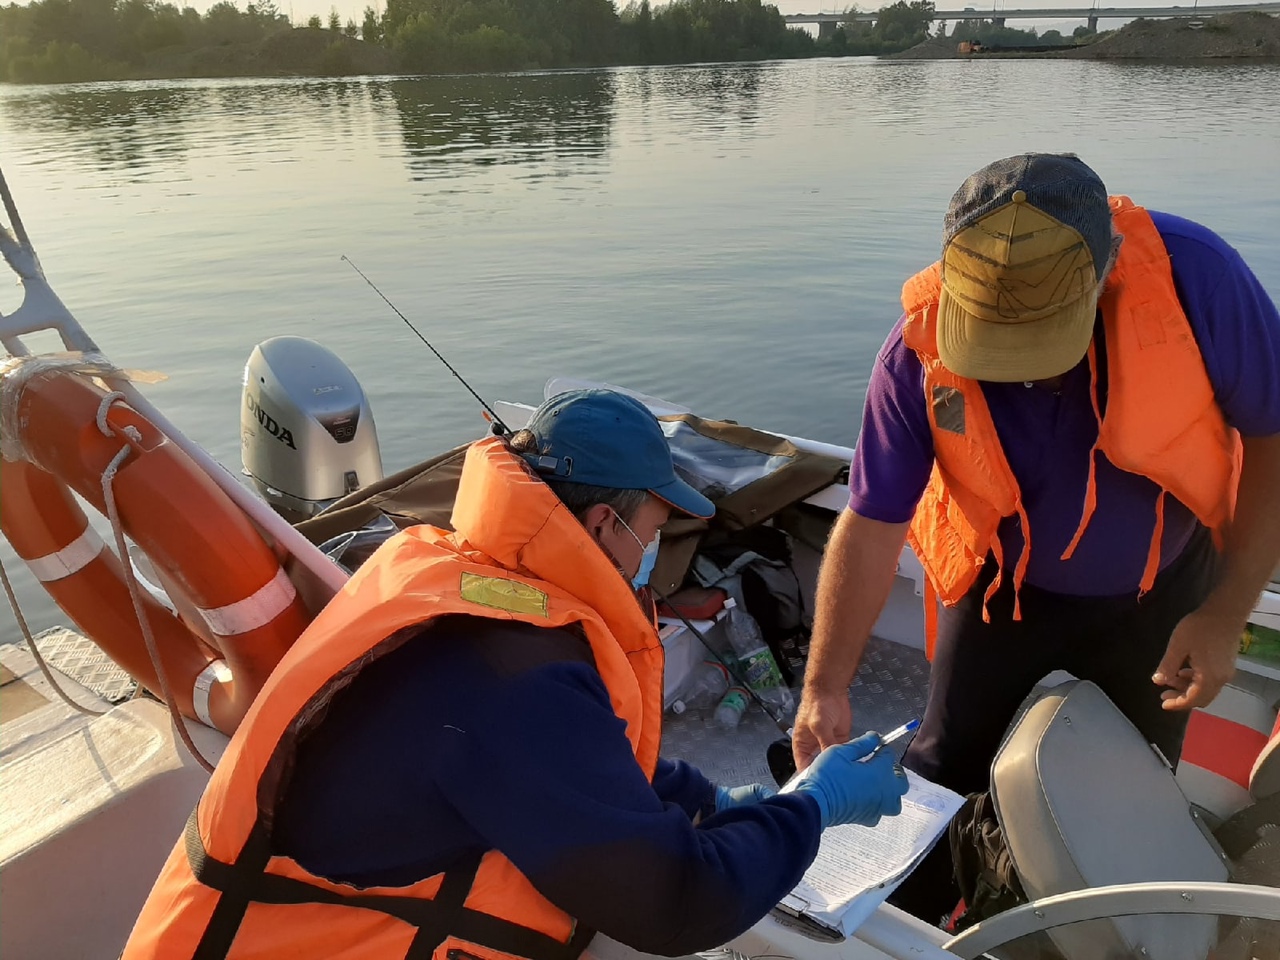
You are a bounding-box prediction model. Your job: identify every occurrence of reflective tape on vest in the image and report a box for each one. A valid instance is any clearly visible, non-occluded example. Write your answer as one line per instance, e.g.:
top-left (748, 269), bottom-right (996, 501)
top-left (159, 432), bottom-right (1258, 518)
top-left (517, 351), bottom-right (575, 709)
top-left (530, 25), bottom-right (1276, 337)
top-left (196, 566), bottom-right (298, 638)
top-left (192, 659), bottom-right (233, 728)
top-left (27, 525), bottom-right (106, 583)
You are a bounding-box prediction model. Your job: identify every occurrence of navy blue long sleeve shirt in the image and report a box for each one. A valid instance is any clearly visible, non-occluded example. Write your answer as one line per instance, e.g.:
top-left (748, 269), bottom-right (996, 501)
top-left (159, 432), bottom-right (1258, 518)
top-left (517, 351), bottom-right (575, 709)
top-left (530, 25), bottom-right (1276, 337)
top-left (273, 614), bottom-right (822, 956)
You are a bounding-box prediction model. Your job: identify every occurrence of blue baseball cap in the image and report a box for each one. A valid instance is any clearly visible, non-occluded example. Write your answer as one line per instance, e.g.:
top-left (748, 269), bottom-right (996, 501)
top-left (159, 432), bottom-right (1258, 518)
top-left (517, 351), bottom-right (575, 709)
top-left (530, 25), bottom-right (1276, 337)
top-left (521, 389), bottom-right (715, 520)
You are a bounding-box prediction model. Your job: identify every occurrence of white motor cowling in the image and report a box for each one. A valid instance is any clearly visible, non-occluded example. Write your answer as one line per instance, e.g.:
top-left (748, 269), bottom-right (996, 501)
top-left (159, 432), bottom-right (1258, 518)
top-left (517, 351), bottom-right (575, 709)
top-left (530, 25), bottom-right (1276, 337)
top-left (241, 336), bottom-right (383, 521)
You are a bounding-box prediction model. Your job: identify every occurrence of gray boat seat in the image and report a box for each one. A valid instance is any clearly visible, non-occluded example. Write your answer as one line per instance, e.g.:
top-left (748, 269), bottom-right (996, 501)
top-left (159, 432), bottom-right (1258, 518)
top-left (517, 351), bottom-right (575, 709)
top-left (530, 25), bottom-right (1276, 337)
top-left (991, 680), bottom-right (1229, 960)
top-left (1176, 683), bottom-right (1278, 821)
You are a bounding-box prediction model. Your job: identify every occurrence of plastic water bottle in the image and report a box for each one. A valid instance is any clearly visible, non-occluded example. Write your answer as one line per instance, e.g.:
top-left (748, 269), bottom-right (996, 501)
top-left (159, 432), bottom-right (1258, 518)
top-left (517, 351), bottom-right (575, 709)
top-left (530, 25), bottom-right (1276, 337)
top-left (722, 598), bottom-right (795, 718)
top-left (714, 686), bottom-right (750, 728)
top-left (670, 660), bottom-right (730, 714)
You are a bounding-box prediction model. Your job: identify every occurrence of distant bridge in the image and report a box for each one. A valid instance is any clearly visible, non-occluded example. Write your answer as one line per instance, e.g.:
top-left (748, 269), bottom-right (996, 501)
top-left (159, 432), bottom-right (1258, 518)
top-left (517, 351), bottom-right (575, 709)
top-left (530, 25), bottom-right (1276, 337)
top-left (784, 1), bottom-right (1280, 31)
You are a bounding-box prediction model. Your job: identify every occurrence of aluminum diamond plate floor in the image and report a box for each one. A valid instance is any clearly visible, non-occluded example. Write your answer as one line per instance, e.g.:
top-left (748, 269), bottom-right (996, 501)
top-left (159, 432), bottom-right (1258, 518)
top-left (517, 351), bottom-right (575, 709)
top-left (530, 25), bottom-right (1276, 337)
top-left (10, 627), bottom-right (928, 786)
top-left (661, 636), bottom-right (930, 788)
top-left (22, 627), bottom-right (138, 704)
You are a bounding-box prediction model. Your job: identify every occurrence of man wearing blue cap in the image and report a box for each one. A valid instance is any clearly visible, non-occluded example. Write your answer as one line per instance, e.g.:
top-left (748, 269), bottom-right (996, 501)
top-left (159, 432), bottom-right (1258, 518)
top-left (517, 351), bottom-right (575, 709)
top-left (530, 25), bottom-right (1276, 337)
top-left (126, 388), bottom-right (908, 960)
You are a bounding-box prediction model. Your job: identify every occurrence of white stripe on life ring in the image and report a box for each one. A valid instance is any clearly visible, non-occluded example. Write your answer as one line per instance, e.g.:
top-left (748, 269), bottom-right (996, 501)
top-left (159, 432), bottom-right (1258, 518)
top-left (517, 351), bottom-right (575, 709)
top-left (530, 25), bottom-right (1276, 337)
top-left (192, 659), bottom-right (233, 728)
top-left (27, 526), bottom-right (106, 583)
top-left (196, 566), bottom-right (298, 638)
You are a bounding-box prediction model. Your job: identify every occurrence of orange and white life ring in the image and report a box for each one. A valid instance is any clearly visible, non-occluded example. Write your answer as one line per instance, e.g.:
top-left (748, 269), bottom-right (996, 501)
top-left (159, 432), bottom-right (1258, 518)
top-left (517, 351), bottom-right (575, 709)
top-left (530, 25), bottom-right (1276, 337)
top-left (0, 367), bottom-right (312, 735)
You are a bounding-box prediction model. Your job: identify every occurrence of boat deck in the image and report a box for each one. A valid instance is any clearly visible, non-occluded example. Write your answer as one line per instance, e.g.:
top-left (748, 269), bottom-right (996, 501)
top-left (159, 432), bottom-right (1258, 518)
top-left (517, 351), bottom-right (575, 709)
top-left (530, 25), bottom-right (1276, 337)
top-left (8, 628), bottom-right (138, 705)
top-left (662, 637), bottom-right (930, 789)
top-left (5, 625), bottom-right (929, 793)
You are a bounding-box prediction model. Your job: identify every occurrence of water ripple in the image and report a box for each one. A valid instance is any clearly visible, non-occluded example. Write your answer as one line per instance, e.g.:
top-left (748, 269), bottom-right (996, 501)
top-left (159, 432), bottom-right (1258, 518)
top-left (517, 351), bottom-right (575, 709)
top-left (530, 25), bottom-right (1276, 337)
top-left (1, 59), bottom-right (1278, 633)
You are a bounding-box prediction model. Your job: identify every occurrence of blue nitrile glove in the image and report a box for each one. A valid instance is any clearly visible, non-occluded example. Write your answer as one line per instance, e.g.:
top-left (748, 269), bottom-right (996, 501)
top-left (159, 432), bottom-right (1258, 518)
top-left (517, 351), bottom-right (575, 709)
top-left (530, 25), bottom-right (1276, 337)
top-left (714, 782), bottom-right (776, 812)
top-left (790, 732), bottom-right (909, 829)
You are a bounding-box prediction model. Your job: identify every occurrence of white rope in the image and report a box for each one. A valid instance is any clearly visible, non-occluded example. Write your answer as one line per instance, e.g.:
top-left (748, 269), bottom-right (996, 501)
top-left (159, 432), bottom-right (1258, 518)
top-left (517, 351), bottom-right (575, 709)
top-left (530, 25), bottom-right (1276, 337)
top-left (0, 556), bottom-right (106, 717)
top-left (1, 355), bottom-right (126, 463)
top-left (94, 390), bottom-right (127, 438)
top-left (98, 413), bottom-right (215, 773)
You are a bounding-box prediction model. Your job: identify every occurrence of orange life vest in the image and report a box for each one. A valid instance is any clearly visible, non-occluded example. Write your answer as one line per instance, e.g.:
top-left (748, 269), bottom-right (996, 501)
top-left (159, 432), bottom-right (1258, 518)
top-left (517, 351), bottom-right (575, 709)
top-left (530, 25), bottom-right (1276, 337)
top-left (122, 437), bottom-right (665, 960)
top-left (901, 197), bottom-right (1240, 654)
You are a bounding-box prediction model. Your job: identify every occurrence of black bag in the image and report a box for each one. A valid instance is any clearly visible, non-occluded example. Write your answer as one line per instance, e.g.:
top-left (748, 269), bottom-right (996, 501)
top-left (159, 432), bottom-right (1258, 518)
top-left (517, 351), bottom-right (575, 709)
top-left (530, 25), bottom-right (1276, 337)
top-left (949, 791), bottom-right (1027, 932)
top-left (690, 525), bottom-right (810, 685)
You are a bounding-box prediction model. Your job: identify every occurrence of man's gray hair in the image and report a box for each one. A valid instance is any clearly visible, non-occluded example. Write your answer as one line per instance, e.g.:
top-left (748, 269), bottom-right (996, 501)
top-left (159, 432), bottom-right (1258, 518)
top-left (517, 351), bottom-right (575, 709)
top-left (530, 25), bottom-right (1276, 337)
top-left (508, 429), bottom-right (649, 523)
top-left (1099, 230), bottom-right (1124, 289)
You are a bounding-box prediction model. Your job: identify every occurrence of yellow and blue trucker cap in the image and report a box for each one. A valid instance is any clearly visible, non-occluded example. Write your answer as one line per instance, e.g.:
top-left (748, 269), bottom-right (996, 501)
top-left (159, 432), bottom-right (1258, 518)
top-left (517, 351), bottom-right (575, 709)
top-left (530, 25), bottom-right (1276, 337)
top-left (937, 153), bottom-right (1113, 383)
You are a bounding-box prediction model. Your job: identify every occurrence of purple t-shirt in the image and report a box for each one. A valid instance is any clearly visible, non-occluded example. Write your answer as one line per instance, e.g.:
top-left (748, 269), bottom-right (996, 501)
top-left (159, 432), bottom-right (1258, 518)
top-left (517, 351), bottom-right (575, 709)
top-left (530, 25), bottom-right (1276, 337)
top-left (849, 211), bottom-right (1280, 596)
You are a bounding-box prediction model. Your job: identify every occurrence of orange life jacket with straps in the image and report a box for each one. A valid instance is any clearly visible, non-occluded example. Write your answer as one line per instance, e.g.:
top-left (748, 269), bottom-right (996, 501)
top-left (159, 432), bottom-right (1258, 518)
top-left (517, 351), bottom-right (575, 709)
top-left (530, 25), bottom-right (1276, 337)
top-left (122, 437), bottom-right (665, 960)
top-left (901, 196), bottom-right (1240, 657)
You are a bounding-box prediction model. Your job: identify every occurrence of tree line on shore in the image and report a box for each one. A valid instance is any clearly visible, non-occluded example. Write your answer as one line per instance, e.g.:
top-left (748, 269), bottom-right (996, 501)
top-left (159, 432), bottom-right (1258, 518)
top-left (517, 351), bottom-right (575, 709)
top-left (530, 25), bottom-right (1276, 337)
top-left (0, 0), bottom-right (1077, 84)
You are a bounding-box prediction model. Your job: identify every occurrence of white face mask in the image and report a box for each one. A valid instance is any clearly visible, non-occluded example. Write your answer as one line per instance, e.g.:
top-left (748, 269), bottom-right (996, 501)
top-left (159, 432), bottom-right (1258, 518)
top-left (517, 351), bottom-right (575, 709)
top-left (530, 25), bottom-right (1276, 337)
top-left (614, 511), bottom-right (661, 590)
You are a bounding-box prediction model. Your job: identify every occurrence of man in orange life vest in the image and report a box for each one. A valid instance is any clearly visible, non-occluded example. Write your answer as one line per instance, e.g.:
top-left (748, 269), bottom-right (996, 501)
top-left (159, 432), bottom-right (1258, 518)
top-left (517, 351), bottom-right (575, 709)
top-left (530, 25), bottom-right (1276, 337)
top-left (792, 153), bottom-right (1280, 922)
top-left (123, 388), bottom-right (908, 960)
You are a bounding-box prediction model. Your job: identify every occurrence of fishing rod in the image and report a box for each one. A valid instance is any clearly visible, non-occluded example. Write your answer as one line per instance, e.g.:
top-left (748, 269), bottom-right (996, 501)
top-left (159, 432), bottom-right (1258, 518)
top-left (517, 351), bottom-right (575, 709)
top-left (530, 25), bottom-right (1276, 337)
top-left (340, 255), bottom-right (510, 437)
top-left (342, 258), bottom-right (795, 733)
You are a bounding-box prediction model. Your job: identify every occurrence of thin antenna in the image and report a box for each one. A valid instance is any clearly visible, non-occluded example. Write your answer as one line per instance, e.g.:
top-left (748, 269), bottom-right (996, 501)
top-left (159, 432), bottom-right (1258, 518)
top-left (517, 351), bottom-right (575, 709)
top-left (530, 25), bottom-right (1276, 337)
top-left (340, 255), bottom-right (510, 435)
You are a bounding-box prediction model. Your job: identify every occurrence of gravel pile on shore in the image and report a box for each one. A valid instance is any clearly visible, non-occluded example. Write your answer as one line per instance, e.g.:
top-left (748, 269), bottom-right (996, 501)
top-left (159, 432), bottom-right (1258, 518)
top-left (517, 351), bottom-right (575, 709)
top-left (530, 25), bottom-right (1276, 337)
top-left (884, 36), bottom-right (960, 59)
top-left (1067, 12), bottom-right (1280, 59)
top-left (889, 12), bottom-right (1280, 61)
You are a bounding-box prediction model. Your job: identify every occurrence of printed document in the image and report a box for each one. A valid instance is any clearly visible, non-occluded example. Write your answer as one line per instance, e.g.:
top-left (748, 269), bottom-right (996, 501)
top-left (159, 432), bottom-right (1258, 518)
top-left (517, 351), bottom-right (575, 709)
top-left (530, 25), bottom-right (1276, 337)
top-left (774, 770), bottom-right (965, 938)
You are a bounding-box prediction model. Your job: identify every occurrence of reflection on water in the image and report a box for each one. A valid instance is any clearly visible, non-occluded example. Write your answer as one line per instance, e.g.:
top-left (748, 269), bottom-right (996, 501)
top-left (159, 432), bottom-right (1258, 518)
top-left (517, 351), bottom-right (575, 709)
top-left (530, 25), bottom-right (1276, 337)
top-left (8, 60), bottom-right (1275, 186)
top-left (388, 72), bottom-right (615, 179)
top-left (1, 59), bottom-right (1278, 636)
top-left (860, 62), bottom-right (936, 127)
top-left (0, 85), bottom-right (204, 175)
top-left (616, 62), bottom-right (775, 131)
top-left (0, 79), bottom-right (395, 185)
top-left (1, 74), bottom-right (622, 185)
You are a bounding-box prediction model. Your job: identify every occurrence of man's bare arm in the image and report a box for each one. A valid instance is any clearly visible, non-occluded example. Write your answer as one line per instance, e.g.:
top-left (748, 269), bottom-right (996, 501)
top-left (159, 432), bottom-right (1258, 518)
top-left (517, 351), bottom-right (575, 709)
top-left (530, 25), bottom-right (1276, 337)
top-left (1156, 434), bottom-right (1280, 709)
top-left (793, 510), bottom-right (910, 767)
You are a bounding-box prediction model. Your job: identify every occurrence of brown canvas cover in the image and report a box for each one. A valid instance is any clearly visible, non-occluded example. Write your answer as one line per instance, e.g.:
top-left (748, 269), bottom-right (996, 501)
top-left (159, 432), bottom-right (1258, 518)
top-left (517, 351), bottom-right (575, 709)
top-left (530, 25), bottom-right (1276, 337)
top-left (645, 414), bottom-right (847, 594)
top-left (294, 416), bottom-right (847, 594)
top-left (294, 443), bottom-right (470, 547)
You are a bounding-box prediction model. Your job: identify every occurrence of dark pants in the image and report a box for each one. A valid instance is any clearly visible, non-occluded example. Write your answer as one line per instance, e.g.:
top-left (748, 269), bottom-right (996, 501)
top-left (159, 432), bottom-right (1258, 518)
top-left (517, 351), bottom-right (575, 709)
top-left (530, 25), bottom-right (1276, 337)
top-left (887, 526), bottom-right (1219, 925)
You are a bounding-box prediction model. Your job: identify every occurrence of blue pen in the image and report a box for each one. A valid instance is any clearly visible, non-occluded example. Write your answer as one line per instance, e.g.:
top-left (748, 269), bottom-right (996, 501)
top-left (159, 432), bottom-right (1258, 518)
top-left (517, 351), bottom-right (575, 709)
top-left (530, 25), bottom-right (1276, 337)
top-left (861, 718), bottom-right (920, 762)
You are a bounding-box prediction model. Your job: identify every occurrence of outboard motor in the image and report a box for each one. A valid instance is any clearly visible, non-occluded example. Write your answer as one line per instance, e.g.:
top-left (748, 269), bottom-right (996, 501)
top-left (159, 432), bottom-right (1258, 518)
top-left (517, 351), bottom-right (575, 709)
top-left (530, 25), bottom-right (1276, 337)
top-left (241, 336), bottom-right (383, 522)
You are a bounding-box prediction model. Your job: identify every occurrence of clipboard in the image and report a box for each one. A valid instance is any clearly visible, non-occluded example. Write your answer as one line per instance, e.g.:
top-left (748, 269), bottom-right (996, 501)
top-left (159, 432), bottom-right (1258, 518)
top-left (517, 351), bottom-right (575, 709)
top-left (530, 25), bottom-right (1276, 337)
top-left (769, 770), bottom-right (965, 940)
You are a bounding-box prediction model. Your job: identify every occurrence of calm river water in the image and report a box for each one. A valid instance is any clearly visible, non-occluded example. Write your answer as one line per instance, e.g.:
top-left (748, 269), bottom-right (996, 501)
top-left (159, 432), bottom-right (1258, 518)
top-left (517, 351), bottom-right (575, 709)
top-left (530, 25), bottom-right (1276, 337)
top-left (2, 57), bottom-right (1278, 633)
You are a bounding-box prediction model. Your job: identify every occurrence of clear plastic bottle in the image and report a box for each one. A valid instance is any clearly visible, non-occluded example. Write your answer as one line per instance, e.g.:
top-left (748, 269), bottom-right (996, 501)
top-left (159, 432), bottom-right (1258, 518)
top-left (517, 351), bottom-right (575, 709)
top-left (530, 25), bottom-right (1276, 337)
top-left (713, 686), bottom-right (750, 728)
top-left (670, 660), bottom-right (730, 714)
top-left (721, 597), bottom-right (795, 718)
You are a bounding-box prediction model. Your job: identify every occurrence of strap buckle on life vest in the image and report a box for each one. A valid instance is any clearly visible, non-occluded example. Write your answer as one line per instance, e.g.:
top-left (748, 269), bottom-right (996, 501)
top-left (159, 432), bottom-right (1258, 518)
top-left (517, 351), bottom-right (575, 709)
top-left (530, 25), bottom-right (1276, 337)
top-left (184, 809), bottom-right (594, 960)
